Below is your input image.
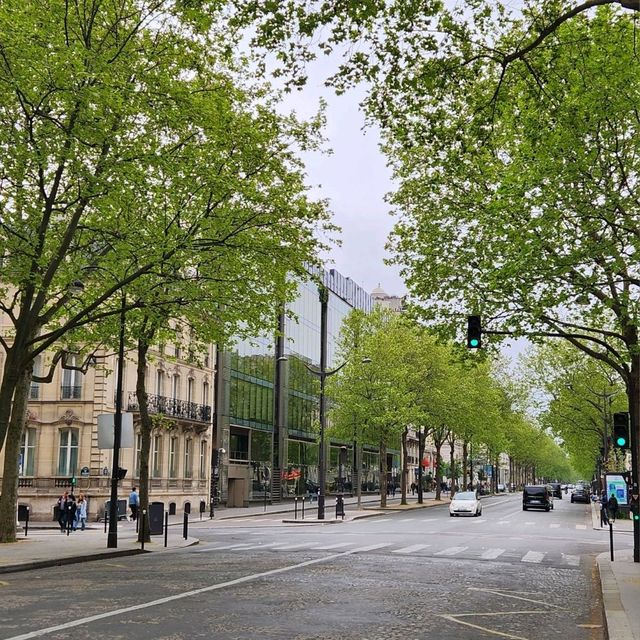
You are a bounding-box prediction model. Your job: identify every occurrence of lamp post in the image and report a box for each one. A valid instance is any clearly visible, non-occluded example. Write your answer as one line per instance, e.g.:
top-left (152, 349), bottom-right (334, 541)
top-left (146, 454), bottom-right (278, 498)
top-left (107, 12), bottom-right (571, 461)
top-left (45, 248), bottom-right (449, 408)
top-left (107, 293), bottom-right (126, 548)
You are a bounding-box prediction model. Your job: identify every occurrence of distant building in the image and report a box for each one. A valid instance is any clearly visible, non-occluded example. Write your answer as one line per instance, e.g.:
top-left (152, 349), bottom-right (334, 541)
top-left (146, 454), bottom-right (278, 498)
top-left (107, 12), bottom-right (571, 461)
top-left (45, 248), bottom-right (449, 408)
top-left (370, 284), bottom-right (405, 312)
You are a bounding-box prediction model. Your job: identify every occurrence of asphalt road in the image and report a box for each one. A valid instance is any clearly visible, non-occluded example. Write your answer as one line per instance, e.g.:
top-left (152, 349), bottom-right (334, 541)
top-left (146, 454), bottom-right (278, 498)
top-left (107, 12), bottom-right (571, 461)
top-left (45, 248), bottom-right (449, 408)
top-left (0, 493), bottom-right (626, 640)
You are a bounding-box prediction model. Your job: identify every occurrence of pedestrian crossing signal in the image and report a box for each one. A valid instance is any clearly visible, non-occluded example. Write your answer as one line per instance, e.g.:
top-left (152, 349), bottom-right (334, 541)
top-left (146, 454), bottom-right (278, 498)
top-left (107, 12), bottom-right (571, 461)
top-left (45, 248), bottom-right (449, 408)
top-left (613, 412), bottom-right (629, 450)
top-left (466, 315), bottom-right (482, 349)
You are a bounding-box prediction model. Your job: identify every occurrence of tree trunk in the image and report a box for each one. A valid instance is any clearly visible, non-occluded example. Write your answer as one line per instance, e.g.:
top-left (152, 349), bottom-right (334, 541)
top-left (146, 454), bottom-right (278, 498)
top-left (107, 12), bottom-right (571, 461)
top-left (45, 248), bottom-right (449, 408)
top-left (400, 427), bottom-right (408, 505)
top-left (0, 367), bottom-right (32, 542)
top-left (136, 338), bottom-right (152, 543)
top-left (462, 441), bottom-right (468, 488)
top-left (434, 437), bottom-right (443, 501)
top-left (417, 426), bottom-right (426, 504)
top-left (0, 348), bottom-right (21, 453)
top-left (379, 442), bottom-right (387, 508)
top-left (627, 353), bottom-right (640, 562)
top-left (449, 437), bottom-right (456, 499)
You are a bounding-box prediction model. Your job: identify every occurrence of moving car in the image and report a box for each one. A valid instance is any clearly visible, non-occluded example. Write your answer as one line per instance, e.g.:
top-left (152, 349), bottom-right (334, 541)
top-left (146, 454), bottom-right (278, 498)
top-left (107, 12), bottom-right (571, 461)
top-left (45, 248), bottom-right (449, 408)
top-left (570, 485), bottom-right (590, 504)
top-left (449, 491), bottom-right (482, 517)
top-left (522, 485), bottom-right (554, 511)
top-left (549, 482), bottom-right (563, 499)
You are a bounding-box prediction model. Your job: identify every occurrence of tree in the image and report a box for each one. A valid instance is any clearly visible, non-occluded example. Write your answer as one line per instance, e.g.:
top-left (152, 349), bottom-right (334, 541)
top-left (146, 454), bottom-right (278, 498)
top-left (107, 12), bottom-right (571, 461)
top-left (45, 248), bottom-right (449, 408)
top-left (0, 1), bottom-right (331, 542)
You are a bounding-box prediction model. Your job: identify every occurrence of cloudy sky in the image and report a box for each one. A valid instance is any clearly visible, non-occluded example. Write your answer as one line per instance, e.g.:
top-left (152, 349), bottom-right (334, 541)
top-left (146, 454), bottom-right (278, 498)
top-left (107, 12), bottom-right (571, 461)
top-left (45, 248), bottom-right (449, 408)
top-left (282, 63), bottom-right (406, 299)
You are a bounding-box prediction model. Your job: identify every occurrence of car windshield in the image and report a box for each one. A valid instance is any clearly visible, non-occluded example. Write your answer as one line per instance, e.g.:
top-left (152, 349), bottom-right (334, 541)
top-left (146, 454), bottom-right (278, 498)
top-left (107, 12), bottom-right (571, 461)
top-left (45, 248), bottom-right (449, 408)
top-left (454, 492), bottom-right (476, 501)
top-left (526, 487), bottom-right (545, 495)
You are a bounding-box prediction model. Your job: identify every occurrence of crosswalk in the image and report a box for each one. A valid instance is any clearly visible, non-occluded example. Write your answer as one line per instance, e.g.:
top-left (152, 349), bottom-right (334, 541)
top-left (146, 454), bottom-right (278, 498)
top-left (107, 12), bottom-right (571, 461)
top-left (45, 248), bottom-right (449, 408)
top-left (193, 540), bottom-right (583, 567)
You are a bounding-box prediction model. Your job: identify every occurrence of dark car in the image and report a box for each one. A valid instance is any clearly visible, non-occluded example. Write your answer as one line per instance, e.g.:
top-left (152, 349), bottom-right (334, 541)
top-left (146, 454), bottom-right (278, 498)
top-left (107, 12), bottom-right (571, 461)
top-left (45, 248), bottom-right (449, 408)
top-left (549, 482), bottom-right (563, 499)
top-left (523, 485), bottom-right (554, 511)
top-left (570, 485), bottom-right (590, 504)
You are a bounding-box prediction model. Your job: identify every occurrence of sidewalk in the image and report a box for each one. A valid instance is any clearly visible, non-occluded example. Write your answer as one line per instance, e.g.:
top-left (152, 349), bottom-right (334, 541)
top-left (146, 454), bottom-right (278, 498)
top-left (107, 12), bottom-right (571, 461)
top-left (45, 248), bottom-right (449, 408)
top-left (590, 501), bottom-right (640, 639)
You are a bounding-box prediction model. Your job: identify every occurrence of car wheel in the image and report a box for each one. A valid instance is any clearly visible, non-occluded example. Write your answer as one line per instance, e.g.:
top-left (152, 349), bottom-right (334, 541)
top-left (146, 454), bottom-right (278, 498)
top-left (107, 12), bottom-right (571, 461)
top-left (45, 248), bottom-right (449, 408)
top-left (545, 506), bottom-right (550, 512)
top-left (523, 506), bottom-right (527, 511)
top-left (571, 497), bottom-right (574, 503)
top-left (474, 510), bottom-right (479, 517)
top-left (450, 513), bottom-right (454, 517)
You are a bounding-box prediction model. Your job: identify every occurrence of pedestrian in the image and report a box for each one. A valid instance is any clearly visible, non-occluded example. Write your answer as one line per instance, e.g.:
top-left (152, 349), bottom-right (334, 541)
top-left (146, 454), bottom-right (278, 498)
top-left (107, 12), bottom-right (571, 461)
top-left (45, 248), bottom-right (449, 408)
top-left (608, 493), bottom-right (619, 521)
top-left (391, 482), bottom-right (397, 497)
top-left (129, 486), bottom-right (139, 522)
top-left (57, 491), bottom-right (69, 533)
top-left (600, 493), bottom-right (609, 527)
top-left (410, 482), bottom-right (416, 496)
top-left (65, 494), bottom-right (77, 534)
top-left (75, 493), bottom-right (88, 531)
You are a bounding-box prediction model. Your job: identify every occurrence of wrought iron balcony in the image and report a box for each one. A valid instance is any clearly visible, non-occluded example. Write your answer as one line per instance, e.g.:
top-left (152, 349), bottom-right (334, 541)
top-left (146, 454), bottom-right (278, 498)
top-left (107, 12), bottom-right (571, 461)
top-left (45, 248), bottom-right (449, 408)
top-left (127, 392), bottom-right (211, 423)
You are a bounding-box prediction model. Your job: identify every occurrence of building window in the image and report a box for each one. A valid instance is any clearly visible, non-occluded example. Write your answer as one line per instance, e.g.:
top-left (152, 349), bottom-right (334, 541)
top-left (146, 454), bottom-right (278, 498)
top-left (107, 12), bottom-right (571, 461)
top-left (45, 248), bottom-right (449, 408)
top-left (203, 381), bottom-right (209, 405)
top-left (184, 438), bottom-right (192, 478)
top-left (199, 440), bottom-right (207, 479)
top-left (20, 427), bottom-right (36, 476)
top-left (135, 434), bottom-right (142, 477)
top-left (172, 374), bottom-right (180, 400)
top-left (156, 370), bottom-right (165, 396)
top-left (30, 356), bottom-right (41, 399)
top-left (57, 429), bottom-right (78, 476)
top-left (187, 378), bottom-right (194, 404)
top-left (169, 437), bottom-right (178, 478)
top-left (175, 345), bottom-right (181, 359)
top-left (152, 435), bottom-right (163, 478)
top-left (61, 355), bottom-right (82, 399)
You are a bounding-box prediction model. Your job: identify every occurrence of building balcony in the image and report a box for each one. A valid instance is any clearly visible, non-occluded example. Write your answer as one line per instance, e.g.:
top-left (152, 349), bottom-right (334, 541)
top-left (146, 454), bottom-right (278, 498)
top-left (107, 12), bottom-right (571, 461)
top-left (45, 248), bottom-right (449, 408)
top-left (127, 392), bottom-right (211, 423)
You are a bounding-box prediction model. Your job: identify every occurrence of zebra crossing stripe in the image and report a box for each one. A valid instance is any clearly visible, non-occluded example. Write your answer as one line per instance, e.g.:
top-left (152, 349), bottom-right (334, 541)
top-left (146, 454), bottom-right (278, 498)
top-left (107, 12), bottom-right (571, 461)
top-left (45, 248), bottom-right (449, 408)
top-left (575, 524), bottom-right (587, 530)
top-left (480, 548), bottom-right (506, 560)
top-left (562, 554), bottom-right (580, 567)
top-left (274, 542), bottom-right (318, 550)
top-left (399, 518), bottom-right (416, 522)
top-left (549, 524), bottom-right (560, 528)
top-left (392, 544), bottom-right (431, 554)
top-left (351, 543), bottom-right (393, 553)
top-left (194, 543), bottom-right (254, 552)
top-left (434, 546), bottom-right (467, 556)
top-left (234, 542), bottom-right (280, 550)
top-left (315, 542), bottom-right (353, 550)
top-left (521, 551), bottom-right (545, 563)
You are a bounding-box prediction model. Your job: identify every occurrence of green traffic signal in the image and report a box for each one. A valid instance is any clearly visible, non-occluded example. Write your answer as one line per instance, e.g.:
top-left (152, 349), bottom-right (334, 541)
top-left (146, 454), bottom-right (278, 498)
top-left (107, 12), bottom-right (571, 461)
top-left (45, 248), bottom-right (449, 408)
top-left (469, 337), bottom-right (480, 348)
top-left (616, 435), bottom-right (627, 447)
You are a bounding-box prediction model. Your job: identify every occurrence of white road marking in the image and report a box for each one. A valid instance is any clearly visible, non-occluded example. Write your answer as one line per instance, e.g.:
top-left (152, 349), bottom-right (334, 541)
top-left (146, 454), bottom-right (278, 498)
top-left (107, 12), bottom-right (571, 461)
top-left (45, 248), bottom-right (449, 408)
top-left (2, 546), bottom-right (381, 640)
top-left (549, 524), bottom-right (560, 528)
top-left (480, 548), bottom-right (506, 560)
top-left (372, 518), bottom-right (392, 523)
top-left (193, 543), bottom-right (254, 552)
top-left (521, 551), bottom-right (545, 563)
top-left (525, 521), bottom-right (536, 526)
top-left (315, 542), bottom-right (353, 550)
top-left (440, 614), bottom-right (529, 639)
top-left (434, 546), bottom-right (468, 556)
top-left (562, 554), bottom-right (580, 567)
top-left (471, 518), bottom-right (485, 523)
top-left (272, 542), bottom-right (318, 550)
top-left (392, 544), bottom-right (431, 554)
top-left (399, 518), bottom-right (416, 522)
top-left (575, 524), bottom-right (587, 530)
top-left (234, 542), bottom-right (280, 550)
top-left (497, 521), bottom-right (510, 525)
top-left (468, 587), bottom-right (565, 609)
top-left (351, 543), bottom-right (392, 552)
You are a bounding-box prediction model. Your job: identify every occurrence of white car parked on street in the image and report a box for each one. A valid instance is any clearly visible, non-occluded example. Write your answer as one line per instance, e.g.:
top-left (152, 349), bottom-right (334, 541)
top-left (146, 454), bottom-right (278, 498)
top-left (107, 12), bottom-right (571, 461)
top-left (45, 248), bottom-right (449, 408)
top-left (449, 491), bottom-right (483, 517)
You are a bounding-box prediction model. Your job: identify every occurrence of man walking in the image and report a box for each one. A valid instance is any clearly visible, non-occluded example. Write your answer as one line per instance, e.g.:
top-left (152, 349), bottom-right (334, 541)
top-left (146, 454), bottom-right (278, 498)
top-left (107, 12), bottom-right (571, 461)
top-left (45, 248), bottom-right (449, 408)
top-left (129, 486), bottom-right (139, 522)
top-left (600, 492), bottom-right (610, 527)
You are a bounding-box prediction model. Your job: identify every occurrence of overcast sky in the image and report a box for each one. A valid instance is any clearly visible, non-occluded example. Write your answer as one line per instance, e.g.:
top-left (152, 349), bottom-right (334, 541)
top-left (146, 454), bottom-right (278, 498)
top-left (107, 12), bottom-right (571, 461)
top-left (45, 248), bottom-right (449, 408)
top-left (281, 65), bottom-right (406, 299)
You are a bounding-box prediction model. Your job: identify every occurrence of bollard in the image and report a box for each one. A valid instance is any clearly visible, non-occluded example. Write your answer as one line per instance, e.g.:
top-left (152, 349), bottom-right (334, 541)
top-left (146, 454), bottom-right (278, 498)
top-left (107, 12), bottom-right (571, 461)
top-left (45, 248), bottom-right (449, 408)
top-left (302, 497), bottom-right (305, 520)
top-left (183, 511), bottom-right (188, 540)
top-left (104, 510), bottom-right (108, 534)
top-left (136, 512), bottom-right (139, 534)
top-left (24, 507), bottom-right (29, 537)
top-left (164, 511), bottom-right (169, 548)
top-left (294, 497), bottom-right (298, 520)
top-left (264, 483), bottom-right (268, 513)
top-left (609, 520), bottom-right (614, 561)
top-left (336, 495), bottom-right (345, 520)
top-left (67, 505), bottom-right (72, 536)
top-left (141, 510), bottom-right (146, 551)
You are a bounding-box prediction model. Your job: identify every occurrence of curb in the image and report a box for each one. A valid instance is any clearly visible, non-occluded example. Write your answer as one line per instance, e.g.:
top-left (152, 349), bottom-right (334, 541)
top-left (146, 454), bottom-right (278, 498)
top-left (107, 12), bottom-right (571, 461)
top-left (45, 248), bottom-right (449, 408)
top-left (597, 552), bottom-right (636, 640)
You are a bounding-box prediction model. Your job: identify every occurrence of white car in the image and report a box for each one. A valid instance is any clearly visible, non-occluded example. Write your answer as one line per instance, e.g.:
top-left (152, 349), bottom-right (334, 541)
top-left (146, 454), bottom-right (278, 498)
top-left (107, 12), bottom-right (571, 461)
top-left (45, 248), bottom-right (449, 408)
top-left (449, 491), bottom-right (483, 517)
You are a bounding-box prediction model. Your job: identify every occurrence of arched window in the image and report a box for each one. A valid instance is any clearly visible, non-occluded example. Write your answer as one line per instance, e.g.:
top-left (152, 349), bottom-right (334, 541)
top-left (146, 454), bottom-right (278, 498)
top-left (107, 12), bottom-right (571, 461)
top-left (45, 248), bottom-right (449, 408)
top-left (57, 429), bottom-right (78, 475)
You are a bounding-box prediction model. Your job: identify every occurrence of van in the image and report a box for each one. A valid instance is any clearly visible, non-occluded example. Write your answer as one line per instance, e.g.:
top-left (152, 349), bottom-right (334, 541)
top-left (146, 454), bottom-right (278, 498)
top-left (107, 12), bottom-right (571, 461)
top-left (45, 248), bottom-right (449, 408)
top-left (522, 485), bottom-right (554, 511)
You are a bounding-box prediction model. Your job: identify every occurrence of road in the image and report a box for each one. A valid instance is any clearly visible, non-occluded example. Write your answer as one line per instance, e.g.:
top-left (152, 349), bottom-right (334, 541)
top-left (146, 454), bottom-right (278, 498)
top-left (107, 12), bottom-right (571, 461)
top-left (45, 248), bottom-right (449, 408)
top-left (0, 493), bottom-right (626, 640)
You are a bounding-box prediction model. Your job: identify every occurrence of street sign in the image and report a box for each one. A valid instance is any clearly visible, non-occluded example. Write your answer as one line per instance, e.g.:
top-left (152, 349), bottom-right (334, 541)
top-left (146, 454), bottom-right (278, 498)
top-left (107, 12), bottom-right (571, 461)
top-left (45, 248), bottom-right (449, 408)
top-left (605, 473), bottom-right (629, 506)
top-left (80, 466), bottom-right (90, 477)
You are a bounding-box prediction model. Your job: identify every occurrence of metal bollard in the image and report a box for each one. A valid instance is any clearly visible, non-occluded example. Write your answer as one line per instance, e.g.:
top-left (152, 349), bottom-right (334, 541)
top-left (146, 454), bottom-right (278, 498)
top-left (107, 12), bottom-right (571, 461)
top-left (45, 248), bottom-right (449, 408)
top-left (141, 510), bottom-right (146, 551)
top-left (183, 511), bottom-right (188, 540)
top-left (335, 495), bottom-right (345, 520)
top-left (164, 511), bottom-right (169, 548)
top-left (104, 510), bottom-right (108, 534)
top-left (24, 507), bottom-right (29, 537)
top-left (609, 520), bottom-right (614, 561)
top-left (302, 497), bottom-right (305, 520)
top-left (294, 497), bottom-right (298, 520)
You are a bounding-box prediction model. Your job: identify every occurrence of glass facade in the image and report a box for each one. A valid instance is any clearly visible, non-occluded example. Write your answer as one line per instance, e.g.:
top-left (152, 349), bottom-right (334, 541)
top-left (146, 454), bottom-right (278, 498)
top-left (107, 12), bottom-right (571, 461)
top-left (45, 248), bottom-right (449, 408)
top-left (227, 268), bottom-right (379, 502)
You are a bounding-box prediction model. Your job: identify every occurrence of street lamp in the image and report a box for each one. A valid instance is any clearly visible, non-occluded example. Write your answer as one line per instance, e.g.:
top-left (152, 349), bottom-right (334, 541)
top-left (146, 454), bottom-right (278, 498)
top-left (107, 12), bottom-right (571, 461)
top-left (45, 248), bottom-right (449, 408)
top-left (209, 447), bottom-right (226, 517)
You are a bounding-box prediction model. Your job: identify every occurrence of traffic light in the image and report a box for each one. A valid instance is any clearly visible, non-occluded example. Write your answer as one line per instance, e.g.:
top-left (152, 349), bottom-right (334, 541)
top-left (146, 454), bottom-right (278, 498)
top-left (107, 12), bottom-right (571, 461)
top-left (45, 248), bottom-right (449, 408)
top-left (69, 476), bottom-right (76, 487)
top-left (467, 315), bottom-right (482, 349)
top-left (613, 412), bottom-right (630, 450)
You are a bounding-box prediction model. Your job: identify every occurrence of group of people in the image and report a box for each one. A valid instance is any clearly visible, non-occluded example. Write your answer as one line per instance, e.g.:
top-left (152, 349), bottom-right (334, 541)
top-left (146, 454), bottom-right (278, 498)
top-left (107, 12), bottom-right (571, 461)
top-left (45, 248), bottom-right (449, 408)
top-left (56, 491), bottom-right (88, 533)
top-left (600, 492), bottom-right (619, 527)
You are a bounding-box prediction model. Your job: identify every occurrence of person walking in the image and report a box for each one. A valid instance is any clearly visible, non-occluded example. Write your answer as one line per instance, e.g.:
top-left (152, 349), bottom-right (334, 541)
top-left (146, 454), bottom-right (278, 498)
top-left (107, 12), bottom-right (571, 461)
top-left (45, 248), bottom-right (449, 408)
top-left (75, 494), bottom-right (88, 531)
top-left (600, 493), bottom-right (610, 527)
top-left (65, 494), bottom-right (77, 535)
top-left (608, 493), bottom-right (619, 521)
top-left (128, 487), bottom-right (139, 522)
top-left (56, 491), bottom-right (69, 533)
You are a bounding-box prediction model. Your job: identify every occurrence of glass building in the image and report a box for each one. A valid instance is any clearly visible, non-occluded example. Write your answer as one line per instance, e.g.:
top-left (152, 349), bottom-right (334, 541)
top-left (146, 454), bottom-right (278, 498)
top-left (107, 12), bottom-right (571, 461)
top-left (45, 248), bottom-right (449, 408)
top-left (217, 267), bottom-right (392, 506)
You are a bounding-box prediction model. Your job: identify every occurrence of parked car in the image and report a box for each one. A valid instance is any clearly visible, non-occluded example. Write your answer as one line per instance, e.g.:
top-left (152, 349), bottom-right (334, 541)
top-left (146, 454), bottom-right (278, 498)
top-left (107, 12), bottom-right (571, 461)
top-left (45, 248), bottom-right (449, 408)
top-left (570, 485), bottom-right (590, 504)
top-left (449, 491), bottom-right (483, 517)
top-left (522, 485), bottom-right (554, 511)
top-left (549, 482), bottom-right (563, 499)
top-left (497, 483), bottom-right (507, 493)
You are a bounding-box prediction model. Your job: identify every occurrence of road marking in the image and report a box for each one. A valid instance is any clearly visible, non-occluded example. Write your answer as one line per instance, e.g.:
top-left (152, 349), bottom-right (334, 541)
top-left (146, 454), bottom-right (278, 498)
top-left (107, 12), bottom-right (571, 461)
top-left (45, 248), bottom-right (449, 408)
top-left (372, 518), bottom-right (392, 523)
top-left (234, 542), bottom-right (280, 550)
top-left (351, 543), bottom-right (392, 553)
top-left (272, 542), bottom-right (318, 550)
top-left (524, 521), bottom-right (536, 526)
top-left (468, 587), bottom-right (565, 609)
top-left (497, 521), bottom-right (510, 525)
top-left (392, 544), bottom-right (431, 554)
top-left (471, 518), bottom-right (485, 523)
top-left (575, 524), bottom-right (587, 530)
top-left (480, 548), bottom-right (506, 560)
top-left (315, 542), bottom-right (353, 550)
top-left (562, 554), bottom-right (580, 567)
top-left (193, 543), bottom-right (255, 552)
top-left (549, 524), bottom-right (560, 528)
top-left (521, 551), bottom-right (545, 563)
top-left (440, 613), bottom-right (529, 639)
top-left (2, 546), bottom-right (382, 640)
top-left (399, 518), bottom-right (416, 522)
top-left (434, 546), bottom-right (467, 556)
